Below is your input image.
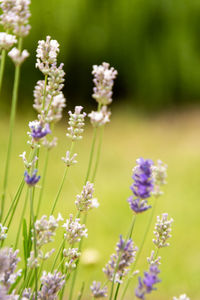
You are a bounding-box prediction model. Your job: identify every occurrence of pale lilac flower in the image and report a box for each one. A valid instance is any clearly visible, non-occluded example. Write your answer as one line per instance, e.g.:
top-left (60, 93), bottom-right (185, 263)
top-left (28, 120), bottom-right (51, 141)
top-left (128, 158), bottom-right (154, 214)
top-left (0, 285), bottom-right (11, 300)
top-left (153, 213), bottom-right (173, 248)
top-left (151, 160), bottom-right (167, 197)
top-left (62, 214), bottom-right (88, 244)
top-left (24, 169), bottom-right (40, 186)
top-left (36, 36), bottom-right (60, 75)
top-left (88, 106), bottom-right (111, 127)
top-left (66, 106), bottom-right (86, 141)
top-left (103, 235), bottom-right (137, 283)
top-left (75, 181), bottom-right (95, 212)
top-left (0, 224), bottom-right (7, 241)
top-left (34, 214), bottom-right (63, 248)
top-left (63, 248), bottom-right (80, 271)
top-left (0, 0), bottom-right (31, 37)
top-left (92, 62), bottom-right (117, 105)
top-left (19, 151), bottom-right (38, 170)
top-left (173, 294), bottom-right (190, 300)
top-left (0, 32), bottom-right (16, 50)
top-left (42, 136), bottom-right (58, 149)
top-left (0, 248), bottom-right (21, 289)
top-left (38, 271), bottom-right (65, 300)
top-left (90, 281), bottom-right (108, 298)
top-left (61, 151), bottom-right (77, 167)
top-left (8, 47), bottom-right (29, 65)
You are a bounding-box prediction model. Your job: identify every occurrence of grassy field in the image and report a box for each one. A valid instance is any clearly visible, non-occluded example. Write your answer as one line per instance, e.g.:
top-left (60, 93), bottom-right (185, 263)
top-left (0, 106), bottom-right (200, 299)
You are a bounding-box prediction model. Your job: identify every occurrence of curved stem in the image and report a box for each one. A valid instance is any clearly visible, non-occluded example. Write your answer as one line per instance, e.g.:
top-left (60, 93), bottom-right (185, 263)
top-left (0, 49), bottom-right (7, 94)
top-left (51, 240), bottom-right (65, 272)
top-left (84, 128), bottom-right (97, 184)
top-left (1, 37), bottom-right (23, 221)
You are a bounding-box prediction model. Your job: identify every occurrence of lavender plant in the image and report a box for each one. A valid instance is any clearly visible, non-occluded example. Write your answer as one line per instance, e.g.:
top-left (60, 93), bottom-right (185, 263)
top-left (0, 2), bottom-right (190, 300)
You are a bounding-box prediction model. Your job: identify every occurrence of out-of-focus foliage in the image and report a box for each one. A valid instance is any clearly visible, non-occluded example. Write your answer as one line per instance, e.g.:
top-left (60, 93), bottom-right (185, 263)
top-left (3, 0), bottom-right (200, 109)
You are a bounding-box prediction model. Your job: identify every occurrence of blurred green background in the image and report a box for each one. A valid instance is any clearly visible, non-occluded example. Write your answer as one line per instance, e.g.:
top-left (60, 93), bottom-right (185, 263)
top-left (2, 0), bottom-right (200, 111)
top-left (1, 0), bottom-right (200, 299)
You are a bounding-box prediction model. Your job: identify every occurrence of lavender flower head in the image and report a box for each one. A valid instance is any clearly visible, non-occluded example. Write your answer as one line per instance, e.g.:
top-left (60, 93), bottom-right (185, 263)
top-left (28, 120), bottom-right (51, 141)
top-left (90, 281), bottom-right (108, 298)
top-left (88, 106), bottom-right (111, 127)
top-left (0, 32), bottom-right (16, 50)
top-left (103, 235), bottom-right (137, 283)
top-left (24, 169), bottom-right (40, 186)
top-left (38, 271), bottom-right (65, 300)
top-left (128, 158), bottom-right (154, 214)
top-left (75, 181), bottom-right (96, 212)
top-left (173, 294), bottom-right (190, 300)
top-left (92, 62), bottom-right (117, 106)
top-left (135, 260), bottom-right (161, 299)
top-left (153, 213), bottom-right (173, 248)
top-left (66, 106), bottom-right (86, 141)
top-left (62, 214), bottom-right (88, 244)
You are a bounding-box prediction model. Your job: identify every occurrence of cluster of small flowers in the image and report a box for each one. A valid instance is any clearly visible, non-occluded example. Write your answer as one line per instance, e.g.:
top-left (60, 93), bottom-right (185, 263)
top-left (135, 258), bottom-right (161, 300)
top-left (88, 62), bottom-right (117, 128)
top-left (20, 150), bottom-right (40, 187)
top-left (66, 106), bottom-right (86, 141)
top-left (0, 248), bottom-right (21, 289)
top-left (38, 271), bottom-right (65, 300)
top-left (128, 158), bottom-right (167, 214)
top-left (75, 181), bottom-right (99, 212)
top-left (34, 36), bottom-right (66, 124)
top-left (0, 0), bottom-right (31, 37)
top-left (62, 214), bottom-right (88, 245)
top-left (0, 0), bottom-right (31, 64)
top-left (152, 160), bottom-right (168, 197)
top-left (63, 248), bottom-right (80, 271)
top-left (0, 223), bottom-right (7, 240)
top-left (103, 235), bottom-right (137, 284)
top-left (90, 281), bottom-right (108, 298)
top-left (153, 213), bottom-right (174, 248)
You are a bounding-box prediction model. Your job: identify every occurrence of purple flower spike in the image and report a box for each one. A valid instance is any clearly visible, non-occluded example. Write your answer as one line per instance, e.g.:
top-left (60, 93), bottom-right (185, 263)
top-left (128, 158), bottom-right (154, 214)
top-left (135, 262), bottom-right (161, 299)
top-left (24, 169), bottom-right (40, 186)
top-left (29, 121), bottom-right (51, 141)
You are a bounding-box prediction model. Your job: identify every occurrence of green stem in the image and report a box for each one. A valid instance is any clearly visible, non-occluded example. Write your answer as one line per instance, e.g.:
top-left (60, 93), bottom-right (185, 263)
top-left (0, 49), bottom-right (7, 94)
top-left (42, 74), bottom-right (48, 111)
top-left (2, 179), bottom-right (24, 226)
top-left (120, 199), bottom-right (157, 300)
top-left (76, 282), bottom-right (85, 300)
top-left (91, 126), bottom-right (104, 183)
top-left (51, 240), bottom-right (65, 272)
top-left (15, 187), bottom-right (29, 249)
top-left (30, 188), bottom-right (38, 300)
top-left (50, 142), bottom-right (74, 215)
top-left (84, 128), bottom-right (97, 184)
top-left (1, 37), bottom-right (23, 221)
top-left (36, 149), bottom-right (49, 217)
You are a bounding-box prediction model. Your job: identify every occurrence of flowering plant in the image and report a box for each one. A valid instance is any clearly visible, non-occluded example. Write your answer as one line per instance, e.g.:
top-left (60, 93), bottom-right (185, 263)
top-left (0, 1), bottom-right (189, 300)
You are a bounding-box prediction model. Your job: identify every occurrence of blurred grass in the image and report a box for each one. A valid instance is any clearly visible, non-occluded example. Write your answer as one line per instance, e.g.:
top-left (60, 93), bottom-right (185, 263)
top-left (0, 106), bottom-right (200, 299)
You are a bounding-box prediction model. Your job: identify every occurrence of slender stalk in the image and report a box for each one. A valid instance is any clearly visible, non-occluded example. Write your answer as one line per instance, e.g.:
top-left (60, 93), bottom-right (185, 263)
top-left (30, 187), bottom-right (38, 300)
top-left (2, 178), bottom-right (24, 226)
top-left (51, 240), bottom-right (65, 272)
top-left (91, 126), bottom-right (104, 183)
top-left (1, 37), bottom-right (23, 221)
top-left (42, 74), bottom-right (48, 110)
top-left (50, 142), bottom-right (74, 215)
top-left (36, 149), bottom-right (49, 217)
top-left (120, 199), bottom-right (157, 300)
top-left (76, 282), bottom-right (85, 300)
top-left (15, 187), bottom-right (29, 249)
top-left (84, 128), bottom-right (97, 184)
top-left (0, 49), bottom-right (6, 94)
